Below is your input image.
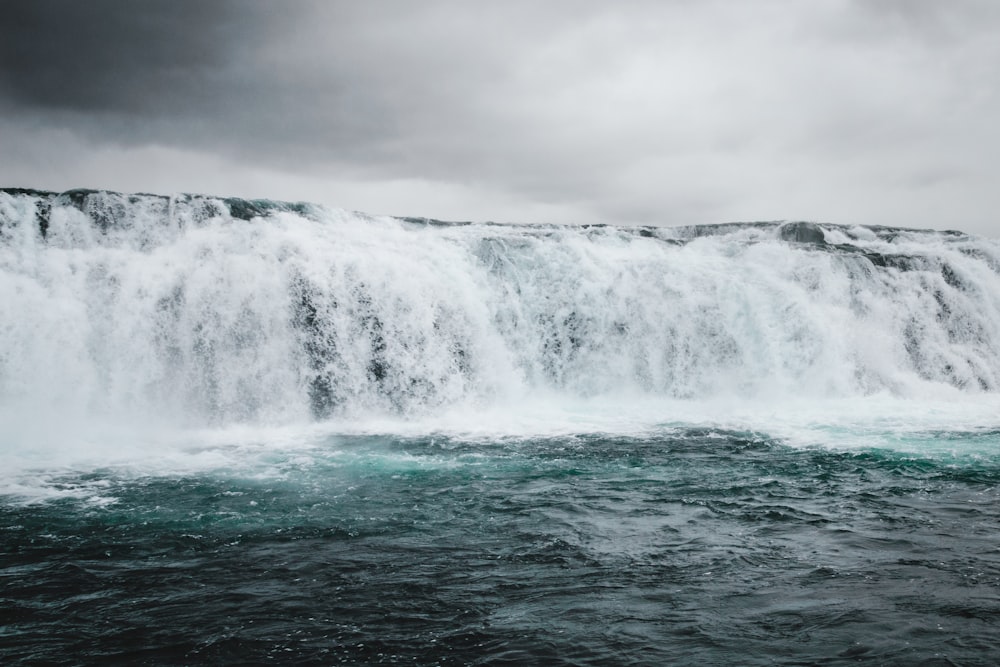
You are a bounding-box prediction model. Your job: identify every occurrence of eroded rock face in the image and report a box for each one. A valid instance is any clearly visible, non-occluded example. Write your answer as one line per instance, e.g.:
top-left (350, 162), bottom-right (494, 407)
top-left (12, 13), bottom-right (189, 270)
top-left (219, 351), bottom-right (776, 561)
top-left (779, 221), bottom-right (826, 245)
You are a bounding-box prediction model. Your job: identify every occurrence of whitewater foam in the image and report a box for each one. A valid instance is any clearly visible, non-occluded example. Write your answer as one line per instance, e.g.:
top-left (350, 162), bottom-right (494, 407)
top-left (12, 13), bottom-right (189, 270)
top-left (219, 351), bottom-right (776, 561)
top-left (2, 188), bottom-right (1000, 498)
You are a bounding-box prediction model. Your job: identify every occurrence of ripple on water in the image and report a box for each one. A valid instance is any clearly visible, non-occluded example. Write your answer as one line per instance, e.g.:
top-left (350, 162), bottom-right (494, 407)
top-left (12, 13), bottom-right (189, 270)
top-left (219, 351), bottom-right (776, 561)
top-left (2, 432), bottom-right (1000, 664)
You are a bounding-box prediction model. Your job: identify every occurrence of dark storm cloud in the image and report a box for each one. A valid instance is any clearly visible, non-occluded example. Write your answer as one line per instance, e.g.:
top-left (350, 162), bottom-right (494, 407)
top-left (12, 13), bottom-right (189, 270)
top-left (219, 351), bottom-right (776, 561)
top-left (0, 0), bottom-right (298, 156)
top-left (0, 1), bottom-right (417, 170)
top-left (1, 1), bottom-right (999, 233)
top-left (1, 0), bottom-right (247, 111)
top-left (1, 1), bottom-right (585, 178)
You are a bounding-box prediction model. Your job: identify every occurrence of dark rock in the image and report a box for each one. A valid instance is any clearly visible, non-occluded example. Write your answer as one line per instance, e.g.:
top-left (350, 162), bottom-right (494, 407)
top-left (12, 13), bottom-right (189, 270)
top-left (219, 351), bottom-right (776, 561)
top-left (224, 197), bottom-right (311, 221)
top-left (779, 222), bottom-right (826, 245)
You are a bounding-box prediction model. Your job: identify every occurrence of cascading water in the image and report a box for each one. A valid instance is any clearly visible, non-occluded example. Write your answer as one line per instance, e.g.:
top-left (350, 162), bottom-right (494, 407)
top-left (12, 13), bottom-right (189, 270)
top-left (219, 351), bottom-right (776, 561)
top-left (2, 188), bottom-right (999, 427)
top-left (4, 189), bottom-right (1000, 666)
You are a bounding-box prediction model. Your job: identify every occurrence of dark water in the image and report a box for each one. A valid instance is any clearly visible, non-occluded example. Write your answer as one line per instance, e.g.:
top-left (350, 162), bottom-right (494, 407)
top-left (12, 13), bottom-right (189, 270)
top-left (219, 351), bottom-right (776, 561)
top-left (3, 430), bottom-right (1000, 665)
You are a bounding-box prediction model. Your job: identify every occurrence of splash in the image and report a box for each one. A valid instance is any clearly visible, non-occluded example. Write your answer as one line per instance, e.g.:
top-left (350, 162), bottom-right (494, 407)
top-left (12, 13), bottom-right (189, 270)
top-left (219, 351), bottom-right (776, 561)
top-left (3, 188), bottom-right (1000, 428)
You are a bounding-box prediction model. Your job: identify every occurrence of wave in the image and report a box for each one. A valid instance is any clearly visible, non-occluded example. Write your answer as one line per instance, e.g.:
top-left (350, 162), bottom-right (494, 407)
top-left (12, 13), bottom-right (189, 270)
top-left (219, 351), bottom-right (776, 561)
top-left (2, 188), bottom-right (1000, 427)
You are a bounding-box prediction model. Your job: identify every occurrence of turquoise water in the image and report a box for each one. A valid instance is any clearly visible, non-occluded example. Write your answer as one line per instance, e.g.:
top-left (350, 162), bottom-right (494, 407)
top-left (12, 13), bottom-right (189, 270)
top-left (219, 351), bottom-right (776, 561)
top-left (4, 428), bottom-right (999, 665)
top-left (4, 190), bottom-right (1000, 663)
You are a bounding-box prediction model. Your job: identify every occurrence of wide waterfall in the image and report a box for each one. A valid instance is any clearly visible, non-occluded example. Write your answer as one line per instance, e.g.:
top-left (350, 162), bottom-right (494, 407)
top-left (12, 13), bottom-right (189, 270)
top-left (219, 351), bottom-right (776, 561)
top-left (4, 188), bottom-right (1000, 665)
top-left (2, 188), bottom-right (999, 427)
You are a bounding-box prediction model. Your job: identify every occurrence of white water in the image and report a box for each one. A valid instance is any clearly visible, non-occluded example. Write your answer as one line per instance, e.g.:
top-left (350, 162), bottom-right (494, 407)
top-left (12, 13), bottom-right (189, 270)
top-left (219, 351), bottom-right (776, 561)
top-left (2, 189), bottom-right (1000, 492)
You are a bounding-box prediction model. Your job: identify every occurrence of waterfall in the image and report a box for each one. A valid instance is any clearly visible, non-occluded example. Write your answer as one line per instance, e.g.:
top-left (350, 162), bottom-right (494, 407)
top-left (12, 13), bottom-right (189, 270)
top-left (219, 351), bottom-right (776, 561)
top-left (3, 188), bottom-right (1000, 426)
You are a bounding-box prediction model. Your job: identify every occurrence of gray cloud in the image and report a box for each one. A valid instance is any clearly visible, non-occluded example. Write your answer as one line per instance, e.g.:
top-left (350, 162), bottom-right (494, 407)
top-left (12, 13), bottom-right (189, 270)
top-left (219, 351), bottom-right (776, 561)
top-left (1, 0), bottom-right (998, 234)
top-left (2, 0), bottom-right (246, 110)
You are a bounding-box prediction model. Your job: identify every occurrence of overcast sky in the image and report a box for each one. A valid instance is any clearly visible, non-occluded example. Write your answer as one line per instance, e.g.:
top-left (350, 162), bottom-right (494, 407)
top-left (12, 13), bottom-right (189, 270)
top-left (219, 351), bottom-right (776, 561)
top-left (1, 0), bottom-right (998, 235)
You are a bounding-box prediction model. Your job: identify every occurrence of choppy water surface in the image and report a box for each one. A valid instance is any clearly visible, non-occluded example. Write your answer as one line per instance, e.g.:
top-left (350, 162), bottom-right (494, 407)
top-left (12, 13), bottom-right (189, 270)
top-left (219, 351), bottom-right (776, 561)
top-left (3, 190), bottom-right (1000, 663)
top-left (4, 429), bottom-right (999, 665)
